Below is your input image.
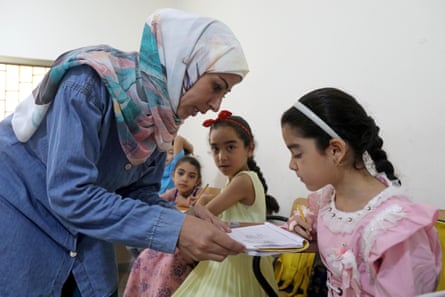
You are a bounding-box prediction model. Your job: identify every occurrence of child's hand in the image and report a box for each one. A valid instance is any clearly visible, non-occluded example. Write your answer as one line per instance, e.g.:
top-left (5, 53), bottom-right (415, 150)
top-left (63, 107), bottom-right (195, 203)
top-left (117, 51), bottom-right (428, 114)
top-left (188, 191), bottom-right (214, 207)
top-left (187, 195), bottom-right (197, 206)
top-left (175, 195), bottom-right (190, 208)
top-left (287, 215), bottom-right (313, 240)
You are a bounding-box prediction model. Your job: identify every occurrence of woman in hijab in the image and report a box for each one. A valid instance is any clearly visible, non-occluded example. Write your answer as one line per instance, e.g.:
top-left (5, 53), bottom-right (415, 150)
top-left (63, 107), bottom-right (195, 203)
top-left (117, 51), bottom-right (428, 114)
top-left (0, 8), bottom-right (249, 297)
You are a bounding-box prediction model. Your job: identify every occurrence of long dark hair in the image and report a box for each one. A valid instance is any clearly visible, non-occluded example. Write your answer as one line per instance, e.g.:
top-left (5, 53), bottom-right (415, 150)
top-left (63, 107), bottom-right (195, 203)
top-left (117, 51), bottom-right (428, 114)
top-left (281, 87), bottom-right (399, 183)
top-left (209, 114), bottom-right (280, 214)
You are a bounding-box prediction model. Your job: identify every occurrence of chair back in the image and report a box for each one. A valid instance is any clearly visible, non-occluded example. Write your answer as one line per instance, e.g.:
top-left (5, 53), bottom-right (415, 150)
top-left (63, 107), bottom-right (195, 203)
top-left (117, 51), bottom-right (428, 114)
top-left (435, 216), bottom-right (445, 291)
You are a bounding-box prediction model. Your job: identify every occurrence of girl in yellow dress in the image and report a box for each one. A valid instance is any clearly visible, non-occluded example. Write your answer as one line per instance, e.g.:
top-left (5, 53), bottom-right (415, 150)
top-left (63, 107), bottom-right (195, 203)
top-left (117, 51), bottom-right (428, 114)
top-left (172, 110), bottom-right (279, 297)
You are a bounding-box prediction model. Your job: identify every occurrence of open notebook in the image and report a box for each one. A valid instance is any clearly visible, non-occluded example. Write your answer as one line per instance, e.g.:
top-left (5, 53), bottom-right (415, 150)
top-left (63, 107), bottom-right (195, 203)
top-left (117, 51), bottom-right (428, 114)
top-left (228, 222), bottom-right (309, 256)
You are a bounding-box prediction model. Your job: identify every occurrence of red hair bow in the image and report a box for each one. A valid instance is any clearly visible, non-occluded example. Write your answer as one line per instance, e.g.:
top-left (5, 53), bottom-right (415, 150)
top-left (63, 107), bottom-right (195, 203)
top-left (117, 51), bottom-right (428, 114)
top-left (202, 110), bottom-right (232, 127)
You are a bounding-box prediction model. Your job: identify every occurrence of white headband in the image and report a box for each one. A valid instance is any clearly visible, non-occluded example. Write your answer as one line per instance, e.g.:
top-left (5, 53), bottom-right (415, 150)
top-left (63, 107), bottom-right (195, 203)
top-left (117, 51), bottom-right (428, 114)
top-left (293, 102), bottom-right (341, 139)
top-left (293, 101), bottom-right (378, 176)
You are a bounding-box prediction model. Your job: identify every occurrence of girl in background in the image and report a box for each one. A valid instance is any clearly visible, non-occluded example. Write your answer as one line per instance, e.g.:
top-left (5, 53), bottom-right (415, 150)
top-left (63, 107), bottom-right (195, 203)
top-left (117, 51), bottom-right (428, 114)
top-left (125, 110), bottom-right (278, 297)
top-left (160, 155), bottom-right (202, 209)
top-left (127, 155), bottom-right (203, 257)
top-left (172, 110), bottom-right (279, 297)
top-left (124, 156), bottom-right (203, 297)
top-left (160, 135), bottom-right (195, 194)
top-left (282, 87), bottom-right (442, 296)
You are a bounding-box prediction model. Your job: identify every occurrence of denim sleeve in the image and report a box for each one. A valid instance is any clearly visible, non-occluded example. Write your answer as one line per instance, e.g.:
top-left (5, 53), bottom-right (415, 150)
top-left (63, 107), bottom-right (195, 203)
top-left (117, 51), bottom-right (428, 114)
top-left (45, 66), bottom-right (183, 253)
top-left (116, 152), bottom-right (172, 208)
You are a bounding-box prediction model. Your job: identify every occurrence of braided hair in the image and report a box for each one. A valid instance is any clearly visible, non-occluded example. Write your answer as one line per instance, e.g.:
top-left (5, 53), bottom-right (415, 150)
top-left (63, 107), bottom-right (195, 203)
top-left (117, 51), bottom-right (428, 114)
top-left (207, 112), bottom-right (280, 214)
top-left (281, 87), bottom-right (399, 183)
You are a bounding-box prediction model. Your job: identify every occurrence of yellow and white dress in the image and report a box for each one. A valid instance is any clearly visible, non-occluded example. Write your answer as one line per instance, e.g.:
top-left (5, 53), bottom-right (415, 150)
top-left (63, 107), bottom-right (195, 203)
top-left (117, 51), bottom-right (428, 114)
top-left (172, 171), bottom-right (279, 297)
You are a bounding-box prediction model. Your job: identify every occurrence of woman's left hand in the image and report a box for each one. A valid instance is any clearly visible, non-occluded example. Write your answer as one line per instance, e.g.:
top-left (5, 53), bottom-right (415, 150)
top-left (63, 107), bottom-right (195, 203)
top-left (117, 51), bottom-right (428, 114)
top-left (187, 204), bottom-right (231, 232)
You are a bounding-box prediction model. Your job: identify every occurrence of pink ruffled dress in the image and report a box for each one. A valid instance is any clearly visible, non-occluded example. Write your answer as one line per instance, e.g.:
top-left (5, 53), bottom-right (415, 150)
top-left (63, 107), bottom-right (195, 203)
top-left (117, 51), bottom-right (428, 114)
top-left (123, 248), bottom-right (196, 297)
top-left (307, 181), bottom-right (442, 297)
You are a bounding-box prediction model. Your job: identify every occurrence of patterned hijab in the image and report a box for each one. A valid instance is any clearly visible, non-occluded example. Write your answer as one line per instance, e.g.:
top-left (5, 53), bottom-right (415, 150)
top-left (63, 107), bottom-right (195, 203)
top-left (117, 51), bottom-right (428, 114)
top-left (12, 8), bottom-right (249, 165)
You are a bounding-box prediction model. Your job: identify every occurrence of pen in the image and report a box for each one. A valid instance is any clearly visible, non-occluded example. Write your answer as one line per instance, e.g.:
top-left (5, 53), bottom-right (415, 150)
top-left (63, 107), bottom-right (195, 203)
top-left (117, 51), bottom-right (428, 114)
top-left (296, 204), bottom-right (306, 222)
top-left (229, 221), bottom-right (240, 228)
top-left (194, 184), bottom-right (209, 205)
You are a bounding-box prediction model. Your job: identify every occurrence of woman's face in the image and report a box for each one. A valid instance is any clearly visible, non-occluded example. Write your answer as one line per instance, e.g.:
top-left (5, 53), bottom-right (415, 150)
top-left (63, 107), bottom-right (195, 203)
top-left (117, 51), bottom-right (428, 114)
top-left (176, 73), bottom-right (242, 119)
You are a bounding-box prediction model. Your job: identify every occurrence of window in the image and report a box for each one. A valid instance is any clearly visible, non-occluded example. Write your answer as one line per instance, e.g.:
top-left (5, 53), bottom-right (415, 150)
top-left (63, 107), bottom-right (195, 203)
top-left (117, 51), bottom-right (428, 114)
top-left (0, 56), bottom-right (51, 121)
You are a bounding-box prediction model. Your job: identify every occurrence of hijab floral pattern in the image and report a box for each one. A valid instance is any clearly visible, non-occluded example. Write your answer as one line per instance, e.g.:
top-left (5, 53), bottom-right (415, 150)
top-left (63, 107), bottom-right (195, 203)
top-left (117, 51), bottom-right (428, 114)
top-left (12, 8), bottom-right (249, 165)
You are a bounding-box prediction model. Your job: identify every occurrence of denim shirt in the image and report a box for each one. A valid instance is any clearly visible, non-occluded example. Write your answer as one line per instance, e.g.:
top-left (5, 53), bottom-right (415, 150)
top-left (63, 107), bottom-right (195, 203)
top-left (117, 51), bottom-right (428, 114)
top-left (0, 66), bottom-right (185, 297)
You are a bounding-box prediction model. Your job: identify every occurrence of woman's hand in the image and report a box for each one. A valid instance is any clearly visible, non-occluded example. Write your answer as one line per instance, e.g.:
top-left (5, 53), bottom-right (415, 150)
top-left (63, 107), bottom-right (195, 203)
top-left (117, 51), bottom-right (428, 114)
top-left (186, 203), bottom-right (231, 232)
top-left (287, 214), bottom-right (313, 241)
top-left (177, 215), bottom-right (245, 262)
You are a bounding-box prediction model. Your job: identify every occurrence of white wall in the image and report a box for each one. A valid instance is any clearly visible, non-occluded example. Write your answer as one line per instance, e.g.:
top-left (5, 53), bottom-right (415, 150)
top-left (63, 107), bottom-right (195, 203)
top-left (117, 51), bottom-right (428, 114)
top-left (0, 0), bottom-right (176, 59)
top-left (1, 0), bottom-right (444, 216)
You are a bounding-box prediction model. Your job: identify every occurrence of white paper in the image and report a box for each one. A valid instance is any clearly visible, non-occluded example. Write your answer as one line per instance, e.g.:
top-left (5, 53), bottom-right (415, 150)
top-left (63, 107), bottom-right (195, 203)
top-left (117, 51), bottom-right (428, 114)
top-left (227, 222), bottom-right (307, 255)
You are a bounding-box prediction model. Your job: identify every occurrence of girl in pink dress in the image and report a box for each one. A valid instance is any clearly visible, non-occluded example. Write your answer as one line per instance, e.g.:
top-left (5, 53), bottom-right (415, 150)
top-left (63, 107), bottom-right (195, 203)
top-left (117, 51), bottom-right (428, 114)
top-left (281, 87), bottom-right (442, 297)
top-left (123, 156), bottom-right (202, 297)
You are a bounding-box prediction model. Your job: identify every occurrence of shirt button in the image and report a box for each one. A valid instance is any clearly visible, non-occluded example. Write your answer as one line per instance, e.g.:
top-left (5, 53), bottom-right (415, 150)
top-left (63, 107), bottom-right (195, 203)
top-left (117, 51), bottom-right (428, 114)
top-left (70, 251), bottom-right (77, 257)
top-left (125, 163), bottom-right (132, 170)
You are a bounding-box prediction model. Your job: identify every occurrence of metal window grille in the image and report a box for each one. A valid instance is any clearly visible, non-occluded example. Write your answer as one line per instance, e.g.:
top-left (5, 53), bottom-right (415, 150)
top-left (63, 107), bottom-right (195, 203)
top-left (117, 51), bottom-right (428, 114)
top-left (0, 56), bottom-right (51, 120)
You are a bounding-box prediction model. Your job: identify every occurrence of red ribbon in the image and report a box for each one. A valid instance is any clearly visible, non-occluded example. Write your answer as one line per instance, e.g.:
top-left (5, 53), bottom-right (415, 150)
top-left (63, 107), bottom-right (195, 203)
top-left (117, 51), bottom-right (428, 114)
top-left (202, 109), bottom-right (252, 139)
top-left (202, 110), bottom-right (232, 127)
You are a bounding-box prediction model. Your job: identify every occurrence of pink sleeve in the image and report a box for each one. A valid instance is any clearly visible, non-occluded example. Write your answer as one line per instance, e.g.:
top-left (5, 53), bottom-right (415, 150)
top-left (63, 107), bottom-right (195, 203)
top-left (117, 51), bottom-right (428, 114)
top-left (307, 192), bottom-right (320, 218)
top-left (373, 230), bottom-right (441, 296)
top-left (368, 202), bottom-right (442, 296)
top-left (307, 185), bottom-right (334, 232)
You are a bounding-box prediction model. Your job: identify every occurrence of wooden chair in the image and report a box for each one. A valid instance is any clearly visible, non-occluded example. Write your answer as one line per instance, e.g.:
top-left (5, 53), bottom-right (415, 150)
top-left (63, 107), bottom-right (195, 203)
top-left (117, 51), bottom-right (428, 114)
top-left (196, 186), bottom-right (221, 206)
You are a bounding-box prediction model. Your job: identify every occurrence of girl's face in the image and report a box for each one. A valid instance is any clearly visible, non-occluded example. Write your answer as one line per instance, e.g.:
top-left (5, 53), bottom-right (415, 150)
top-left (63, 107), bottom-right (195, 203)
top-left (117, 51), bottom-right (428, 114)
top-left (281, 123), bottom-right (337, 191)
top-left (176, 73), bottom-right (242, 119)
top-left (209, 126), bottom-right (253, 179)
top-left (172, 161), bottom-right (201, 196)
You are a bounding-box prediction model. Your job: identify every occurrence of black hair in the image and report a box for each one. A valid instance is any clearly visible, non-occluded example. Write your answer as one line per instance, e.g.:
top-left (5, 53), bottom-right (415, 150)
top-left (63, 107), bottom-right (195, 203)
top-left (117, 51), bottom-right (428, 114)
top-left (266, 194), bottom-right (280, 215)
top-left (174, 155), bottom-right (202, 180)
top-left (209, 115), bottom-right (280, 214)
top-left (281, 87), bottom-right (399, 183)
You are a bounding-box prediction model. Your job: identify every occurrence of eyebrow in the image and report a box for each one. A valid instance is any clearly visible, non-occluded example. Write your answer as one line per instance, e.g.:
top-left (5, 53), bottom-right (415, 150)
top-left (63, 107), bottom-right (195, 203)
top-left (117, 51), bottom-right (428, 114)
top-left (287, 143), bottom-right (301, 150)
top-left (210, 139), bottom-right (238, 146)
top-left (219, 75), bottom-right (229, 90)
